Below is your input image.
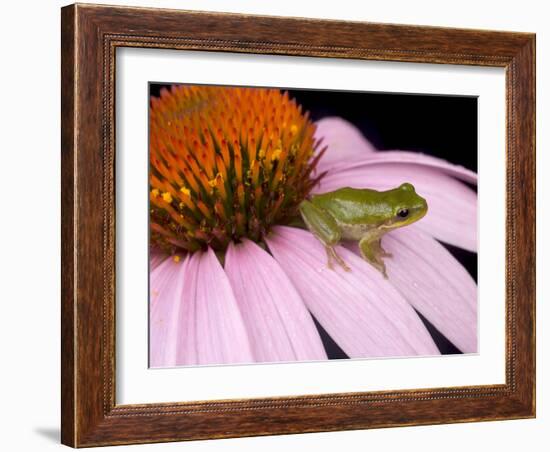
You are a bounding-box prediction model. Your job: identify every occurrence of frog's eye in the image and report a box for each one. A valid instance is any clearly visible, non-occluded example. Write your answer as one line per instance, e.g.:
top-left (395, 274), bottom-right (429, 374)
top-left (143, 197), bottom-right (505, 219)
top-left (397, 208), bottom-right (409, 218)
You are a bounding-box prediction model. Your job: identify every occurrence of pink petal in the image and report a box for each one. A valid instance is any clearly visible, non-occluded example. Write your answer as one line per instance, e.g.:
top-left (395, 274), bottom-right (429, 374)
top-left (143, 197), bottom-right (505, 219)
top-left (225, 240), bottom-right (327, 363)
top-left (265, 226), bottom-right (439, 358)
top-left (316, 163), bottom-right (477, 252)
top-left (150, 249), bottom-right (168, 271)
top-left (149, 256), bottom-right (188, 367)
top-left (326, 150), bottom-right (477, 185)
top-left (314, 117), bottom-right (375, 173)
top-left (345, 228), bottom-right (477, 353)
top-left (176, 248), bottom-right (254, 366)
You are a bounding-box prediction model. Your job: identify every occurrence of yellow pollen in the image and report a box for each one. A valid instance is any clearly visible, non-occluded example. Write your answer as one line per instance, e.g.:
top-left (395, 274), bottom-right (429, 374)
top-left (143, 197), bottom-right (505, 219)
top-left (162, 192), bottom-right (173, 203)
top-left (290, 124), bottom-right (298, 135)
top-left (208, 178), bottom-right (217, 188)
top-left (172, 255), bottom-right (181, 263)
top-left (258, 149), bottom-right (266, 159)
top-left (180, 186), bottom-right (191, 196)
top-left (271, 149), bottom-right (282, 161)
top-left (151, 188), bottom-right (159, 197)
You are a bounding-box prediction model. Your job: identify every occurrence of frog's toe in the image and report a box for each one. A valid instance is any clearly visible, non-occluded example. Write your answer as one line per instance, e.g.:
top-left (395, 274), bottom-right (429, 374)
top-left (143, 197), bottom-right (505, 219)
top-left (324, 246), bottom-right (336, 270)
top-left (325, 245), bottom-right (351, 272)
top-left (333, 252), bottom-right (351, 272)
top-left (374, 262), bottom-right (388, 278)
top-left (377, 242), bottom-right (392, 258)
top-left (367, 258), bottom-right (388, 278)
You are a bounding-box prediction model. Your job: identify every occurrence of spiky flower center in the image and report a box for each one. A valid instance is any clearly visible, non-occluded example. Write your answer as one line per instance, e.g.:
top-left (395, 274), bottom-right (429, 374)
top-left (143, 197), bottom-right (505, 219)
top-left (149, 85), bottom-right (325, 254)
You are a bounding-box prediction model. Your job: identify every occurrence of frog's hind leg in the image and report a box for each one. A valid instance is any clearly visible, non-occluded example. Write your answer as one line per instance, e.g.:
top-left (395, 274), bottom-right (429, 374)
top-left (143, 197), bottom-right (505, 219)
top-left (325, 245), bottom-right (351, 272)
top-left (299, 200), bottom-right (350, 272)
top-left (359, 236), bottom-right (388, 278)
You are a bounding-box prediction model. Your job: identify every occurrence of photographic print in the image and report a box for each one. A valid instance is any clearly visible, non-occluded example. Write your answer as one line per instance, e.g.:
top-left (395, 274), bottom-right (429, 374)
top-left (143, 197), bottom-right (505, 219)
top-left (61, 5), bottom-right (535, 445)
top-left (148, 83), bottom-right (478, 368)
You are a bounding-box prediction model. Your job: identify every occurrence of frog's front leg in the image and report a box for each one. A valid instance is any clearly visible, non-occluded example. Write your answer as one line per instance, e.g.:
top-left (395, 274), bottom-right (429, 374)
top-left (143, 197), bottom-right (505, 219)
top-left (359, 234), bottom-right (389, 278)
top-left (299, 200), bottom-right (350, 271)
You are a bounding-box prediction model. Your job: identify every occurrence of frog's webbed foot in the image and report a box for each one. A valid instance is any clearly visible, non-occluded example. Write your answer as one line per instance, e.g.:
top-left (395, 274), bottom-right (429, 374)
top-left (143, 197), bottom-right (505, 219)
top-left (325, 245), bottom-right (351, 272)
top-left (359, 237), bottom-right (389, 278)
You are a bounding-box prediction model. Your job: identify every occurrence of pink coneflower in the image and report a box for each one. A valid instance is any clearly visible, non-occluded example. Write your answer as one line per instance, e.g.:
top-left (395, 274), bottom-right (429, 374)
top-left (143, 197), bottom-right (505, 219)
top-left (149, 86), bottom-right (477, 367)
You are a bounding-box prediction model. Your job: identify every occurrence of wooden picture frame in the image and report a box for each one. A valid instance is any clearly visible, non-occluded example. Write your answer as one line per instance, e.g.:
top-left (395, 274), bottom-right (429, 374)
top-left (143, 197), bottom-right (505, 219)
top-left (61, 3), bottom-right (535, 447)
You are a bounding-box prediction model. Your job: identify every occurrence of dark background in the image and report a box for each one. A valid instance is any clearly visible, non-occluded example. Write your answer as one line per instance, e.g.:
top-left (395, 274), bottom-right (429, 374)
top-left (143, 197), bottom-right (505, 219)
top-left (150, 83), bottom-right (478, 357)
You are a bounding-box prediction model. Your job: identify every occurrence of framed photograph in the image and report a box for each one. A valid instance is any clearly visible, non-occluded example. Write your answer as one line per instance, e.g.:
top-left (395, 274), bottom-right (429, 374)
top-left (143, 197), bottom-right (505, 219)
top-left (61, 3), bottom-right (535, 447)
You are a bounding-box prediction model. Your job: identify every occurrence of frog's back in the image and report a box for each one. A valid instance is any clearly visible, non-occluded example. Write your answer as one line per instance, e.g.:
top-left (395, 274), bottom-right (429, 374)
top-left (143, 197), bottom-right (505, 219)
top-left (311, 187), bottom-right (392, 225)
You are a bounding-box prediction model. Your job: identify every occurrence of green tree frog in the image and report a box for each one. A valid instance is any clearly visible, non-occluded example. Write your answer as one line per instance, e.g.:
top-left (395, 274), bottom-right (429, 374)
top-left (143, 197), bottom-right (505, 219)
top-left (299, 183), bottom-right (428, 277)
